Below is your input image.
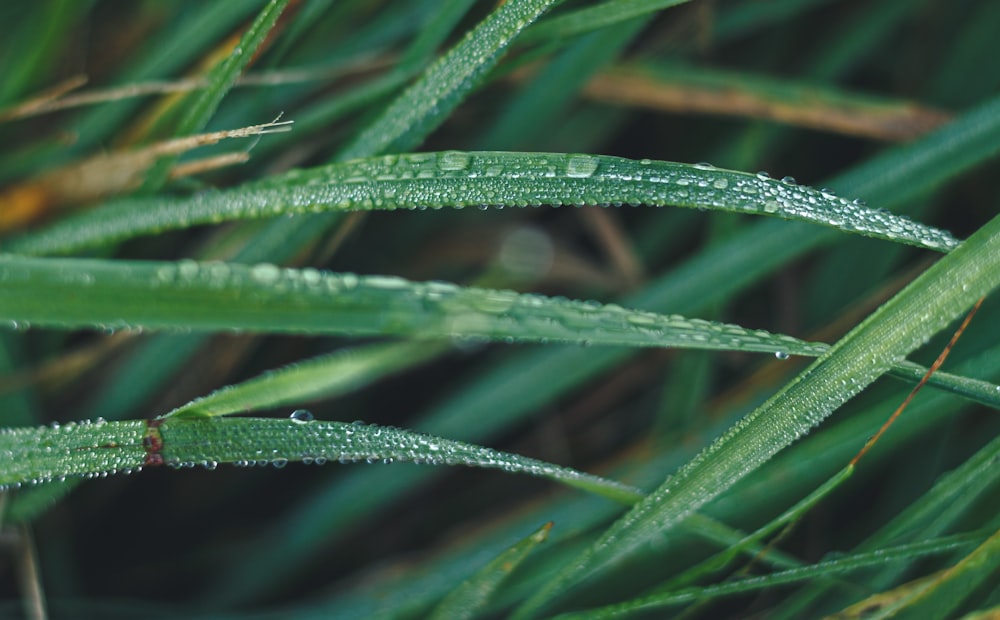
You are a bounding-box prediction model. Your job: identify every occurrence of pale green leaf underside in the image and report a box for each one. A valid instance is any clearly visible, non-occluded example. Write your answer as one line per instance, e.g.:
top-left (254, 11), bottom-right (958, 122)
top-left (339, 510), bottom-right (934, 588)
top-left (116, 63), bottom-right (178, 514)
top-left (0, 417), bottom-right (644, 505)
top-left (5, 152), bottom-right (959, 256)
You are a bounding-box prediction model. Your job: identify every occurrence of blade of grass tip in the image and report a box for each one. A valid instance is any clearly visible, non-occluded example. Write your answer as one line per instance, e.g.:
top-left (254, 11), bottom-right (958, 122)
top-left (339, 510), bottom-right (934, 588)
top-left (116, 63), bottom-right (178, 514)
top-left (162, 340), bottom-right (449, 419)
top-left (428, 522), bottom-right (553, 620)
top-left (0, 416), bottom-right (644, 505)
top-left (336, 0), bottom-right (562, 159)
top-left (139, 0), bottom-right (292, 194)
top-left (512, 214), bottom-right (1000, 618)
top-left (5, 152), bottom-right (961, 257)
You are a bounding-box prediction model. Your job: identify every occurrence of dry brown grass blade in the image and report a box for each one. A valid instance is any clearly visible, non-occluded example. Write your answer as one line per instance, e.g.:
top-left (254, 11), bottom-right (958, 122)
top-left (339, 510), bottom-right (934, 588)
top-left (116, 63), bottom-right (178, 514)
top-left (0, 120), bottom-right (292, 232)
top-left (580, 66), bottom-right (951, 142)
top-left (0, 75), bottom-right (89, 122)
top-left (0, 55), bottom-right (394, 124)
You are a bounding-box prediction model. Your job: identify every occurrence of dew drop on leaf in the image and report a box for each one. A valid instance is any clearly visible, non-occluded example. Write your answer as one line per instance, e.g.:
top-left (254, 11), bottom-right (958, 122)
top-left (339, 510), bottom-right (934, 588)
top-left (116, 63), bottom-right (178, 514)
top-left (290, 409), bottom-right (314, 423)
top-left (565, 154), bottom-right (599, 178)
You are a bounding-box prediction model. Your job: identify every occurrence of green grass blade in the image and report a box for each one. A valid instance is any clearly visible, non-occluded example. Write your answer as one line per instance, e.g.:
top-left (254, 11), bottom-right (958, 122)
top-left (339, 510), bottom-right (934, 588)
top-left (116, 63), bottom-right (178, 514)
top-left (336, 0), bottom-right (560, 159)
top-left (6, 152), bottom-right (959, 256)
top-left (0, 419), bottom-right (148, 488)
top-left (139, 0), bottom-right (291, 192)
top-left (163, 340), bottom-right (447, 419)
top-left (428, 522), bottom-right (553, 620)
top-left (0, 417), bottom-right (644, 505)
top-left (0, 254), bottom-right (834, 354)
top-left (513, 215), bottom-right (1000, 617)
top-left (551, 533), bottom-right (985, 619)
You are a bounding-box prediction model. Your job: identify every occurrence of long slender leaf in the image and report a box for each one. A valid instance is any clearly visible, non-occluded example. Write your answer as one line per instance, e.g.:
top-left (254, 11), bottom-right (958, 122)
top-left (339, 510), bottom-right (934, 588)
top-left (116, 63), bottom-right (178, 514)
top-left (0, 416), bottom-right (643, 504)
top-left (550, 532), bottom-right (985, 619)
top-left (0, 254), bottom-right (833, 353)
top-left (337, 0), bottom-right (561, 159)
top-left (163, 340), bottom-right (447, 419)
top-left (5, 152), bottom-right (959, 256)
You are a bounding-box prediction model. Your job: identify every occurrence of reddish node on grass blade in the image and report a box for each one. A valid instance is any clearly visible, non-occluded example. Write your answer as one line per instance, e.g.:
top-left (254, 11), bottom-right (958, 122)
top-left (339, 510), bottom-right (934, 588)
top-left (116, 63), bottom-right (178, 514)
top-left (849, 296), bottom-right (985, 467)
top-left (142, 419), bottom-right (165, 467)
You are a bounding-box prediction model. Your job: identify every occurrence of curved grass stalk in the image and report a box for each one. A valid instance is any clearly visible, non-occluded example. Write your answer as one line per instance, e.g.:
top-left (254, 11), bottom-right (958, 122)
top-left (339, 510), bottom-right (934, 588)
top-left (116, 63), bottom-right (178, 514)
top-left (4, 152), bottom-right (959, 257)
top-left (0, 416), bottom-right (644, 505)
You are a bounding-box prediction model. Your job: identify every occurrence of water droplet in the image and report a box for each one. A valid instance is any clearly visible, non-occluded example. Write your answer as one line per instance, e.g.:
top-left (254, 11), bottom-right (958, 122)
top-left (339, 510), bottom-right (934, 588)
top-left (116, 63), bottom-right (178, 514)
top-left (565, 155), bottom-right (599, 178)
top-left (251, 263), bottom-right (281, 284)
top-left (272, 458), bottom-right (288, 469)
top-left (781, 176), bottom-right (797, 185)
top-left (438, 151), bottom-right (471, 171)
top-left (756, 171), bottom-right (770, 180)
top-left (774, 351), bottom-right (790, 360)
top-left (693, 162), bottom-right (715, 170)
top-left (290, 409), bottom-right (314, 423)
